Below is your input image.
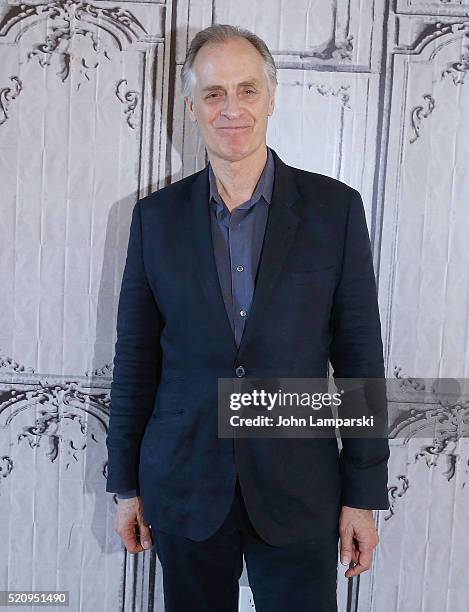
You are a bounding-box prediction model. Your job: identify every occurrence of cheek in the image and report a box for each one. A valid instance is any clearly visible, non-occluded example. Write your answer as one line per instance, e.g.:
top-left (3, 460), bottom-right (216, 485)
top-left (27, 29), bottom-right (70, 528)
top-left (194, 105), bottom-right (215, 123)
top-left (206, 111), bottom-right (221, 126)
top-left (252, 103), bottom-right (269, 119)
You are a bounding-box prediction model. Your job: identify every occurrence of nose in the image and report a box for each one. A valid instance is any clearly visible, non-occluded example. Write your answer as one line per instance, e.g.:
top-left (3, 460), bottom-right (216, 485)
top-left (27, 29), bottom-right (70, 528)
top-left (221, 92), bottom-right (241, 118)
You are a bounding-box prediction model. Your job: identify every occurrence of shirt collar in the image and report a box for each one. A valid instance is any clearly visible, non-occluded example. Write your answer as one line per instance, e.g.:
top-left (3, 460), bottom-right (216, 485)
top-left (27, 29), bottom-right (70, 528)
top-left (208, 146), bottom-right (274, 212)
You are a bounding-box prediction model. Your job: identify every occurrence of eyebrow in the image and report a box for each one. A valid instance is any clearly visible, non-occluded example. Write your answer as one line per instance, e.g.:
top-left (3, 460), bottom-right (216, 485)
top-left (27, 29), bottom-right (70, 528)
top-left (201, 78), bottom-right (261, 93)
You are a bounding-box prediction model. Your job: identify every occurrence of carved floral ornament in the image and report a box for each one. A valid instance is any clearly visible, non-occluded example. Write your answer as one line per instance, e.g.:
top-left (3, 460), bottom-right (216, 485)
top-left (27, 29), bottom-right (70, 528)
top-left (0, 348), bottom-right (113, 495)
top-left (385, 368), bottom-right (469, 520)
top-left (0, 76), bottom-right (22, 126)
top-left (0, 0), bottom-right (146, 125)
top-left (0, 379), bottom-right (111, 494)
top-left (407, 21), bottom-right (469, 143)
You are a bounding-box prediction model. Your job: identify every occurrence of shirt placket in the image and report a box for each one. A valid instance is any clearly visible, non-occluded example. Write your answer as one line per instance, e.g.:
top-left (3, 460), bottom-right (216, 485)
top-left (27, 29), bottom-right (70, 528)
top-left (227, 204), bottom-right (255, 348)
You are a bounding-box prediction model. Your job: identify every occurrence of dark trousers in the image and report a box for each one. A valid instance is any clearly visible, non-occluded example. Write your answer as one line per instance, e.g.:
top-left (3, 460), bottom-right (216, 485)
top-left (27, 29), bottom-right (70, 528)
top-left (152, 477), bottom-right (339, 612)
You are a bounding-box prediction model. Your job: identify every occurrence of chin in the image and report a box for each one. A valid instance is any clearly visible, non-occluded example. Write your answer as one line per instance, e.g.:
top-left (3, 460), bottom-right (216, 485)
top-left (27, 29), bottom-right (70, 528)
top-left (217, 141), bottom-right (257, 161)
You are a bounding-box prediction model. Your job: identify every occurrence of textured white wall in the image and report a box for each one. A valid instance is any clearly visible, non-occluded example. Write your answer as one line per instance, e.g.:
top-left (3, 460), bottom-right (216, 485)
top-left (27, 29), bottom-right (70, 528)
top-left (0, 0), bottom-right (468, 610)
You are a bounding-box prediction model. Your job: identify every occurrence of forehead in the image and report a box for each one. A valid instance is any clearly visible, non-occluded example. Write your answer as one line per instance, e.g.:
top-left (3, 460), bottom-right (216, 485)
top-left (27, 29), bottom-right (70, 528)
top-left (192, 38), bottom-right (265, 86)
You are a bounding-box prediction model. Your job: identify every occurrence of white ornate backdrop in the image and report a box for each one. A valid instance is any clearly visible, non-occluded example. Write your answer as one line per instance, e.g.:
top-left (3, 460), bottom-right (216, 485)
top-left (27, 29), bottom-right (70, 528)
top-left (1, 0), bottom-right (468, 610)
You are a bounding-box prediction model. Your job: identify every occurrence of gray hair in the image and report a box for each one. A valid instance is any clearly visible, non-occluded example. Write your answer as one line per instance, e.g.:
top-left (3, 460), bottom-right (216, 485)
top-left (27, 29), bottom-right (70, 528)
top-left (180, 24), bottom-right (277, 100)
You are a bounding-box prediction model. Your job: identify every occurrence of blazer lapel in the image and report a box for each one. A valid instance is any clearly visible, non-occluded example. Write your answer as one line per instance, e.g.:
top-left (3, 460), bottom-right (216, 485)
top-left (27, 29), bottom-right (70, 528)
top-left (184, 147), bottom-right (302, 358)
top-left (185, 164), bottom-right (238, 354)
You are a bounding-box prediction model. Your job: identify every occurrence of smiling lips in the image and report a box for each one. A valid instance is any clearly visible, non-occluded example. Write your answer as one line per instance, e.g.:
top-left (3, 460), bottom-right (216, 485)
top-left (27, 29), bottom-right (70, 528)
top-left (218, 126), bottom-right (251, 131)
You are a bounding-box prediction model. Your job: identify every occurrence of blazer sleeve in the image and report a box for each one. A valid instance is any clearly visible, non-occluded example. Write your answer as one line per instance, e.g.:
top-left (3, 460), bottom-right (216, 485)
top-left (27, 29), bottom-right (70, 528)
top-left (329, 188), bottom-right (390, 510)
top-left (116, 489), bottom-right (138, 500)
top-left (105, 199), bottom-right (163, 495)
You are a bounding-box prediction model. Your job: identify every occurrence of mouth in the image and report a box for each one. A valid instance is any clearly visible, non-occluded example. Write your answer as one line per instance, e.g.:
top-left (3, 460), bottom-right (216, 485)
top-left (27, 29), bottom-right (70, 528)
top-left (217, 126), bottom-right (251, 132)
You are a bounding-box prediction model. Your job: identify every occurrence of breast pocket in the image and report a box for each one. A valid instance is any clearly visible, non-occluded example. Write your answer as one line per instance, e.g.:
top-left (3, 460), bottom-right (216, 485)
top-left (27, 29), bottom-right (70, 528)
top-left (291, 264), bottom-right (336, 285)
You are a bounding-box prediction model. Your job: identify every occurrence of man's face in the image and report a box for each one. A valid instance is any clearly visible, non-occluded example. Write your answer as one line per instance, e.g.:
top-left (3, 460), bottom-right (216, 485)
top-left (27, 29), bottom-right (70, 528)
top-left (184, 37), bottom-right (276, 161)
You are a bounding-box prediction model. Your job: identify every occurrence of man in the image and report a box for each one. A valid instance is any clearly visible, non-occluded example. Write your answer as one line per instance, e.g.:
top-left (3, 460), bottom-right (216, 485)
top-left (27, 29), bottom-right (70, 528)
top-left (106, 24), bottom-right (390, 612)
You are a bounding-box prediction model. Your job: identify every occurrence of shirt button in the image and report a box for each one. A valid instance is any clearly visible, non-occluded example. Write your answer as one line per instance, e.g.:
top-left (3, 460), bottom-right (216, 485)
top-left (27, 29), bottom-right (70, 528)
top-left (240, 310), bottom-right (247, 317)
top-left (236, 265), bottom-right (244, 272)
top-left (235, 365), bottom-right (245, 377)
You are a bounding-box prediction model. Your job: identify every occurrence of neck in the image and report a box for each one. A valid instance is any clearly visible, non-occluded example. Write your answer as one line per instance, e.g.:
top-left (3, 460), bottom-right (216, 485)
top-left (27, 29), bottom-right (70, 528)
top-left (208, 144), bottom-right (268, 212)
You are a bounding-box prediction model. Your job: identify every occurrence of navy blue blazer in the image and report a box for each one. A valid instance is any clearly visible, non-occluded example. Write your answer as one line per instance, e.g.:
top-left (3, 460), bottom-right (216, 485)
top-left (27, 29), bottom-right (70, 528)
top-left (105, 147), bottom-right (390, 546)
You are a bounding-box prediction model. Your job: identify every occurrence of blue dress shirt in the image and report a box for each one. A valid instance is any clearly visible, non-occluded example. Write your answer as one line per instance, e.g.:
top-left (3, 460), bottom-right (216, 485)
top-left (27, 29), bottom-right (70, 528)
top-left (208, 146), bottom-right (274, 348)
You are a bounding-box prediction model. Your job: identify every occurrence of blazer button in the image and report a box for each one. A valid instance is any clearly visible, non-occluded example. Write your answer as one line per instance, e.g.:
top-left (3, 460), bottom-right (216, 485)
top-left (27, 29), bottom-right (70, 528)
top-left (235, 365), bottom-right (245, 377)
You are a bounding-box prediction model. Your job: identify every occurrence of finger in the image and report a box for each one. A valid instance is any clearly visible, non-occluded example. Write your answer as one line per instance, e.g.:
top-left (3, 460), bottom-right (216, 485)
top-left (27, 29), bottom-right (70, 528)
top-left (119, 517), bottom-right (147, 554)
top-left (137, 520), bottom-right (153, 550)
top-left (121, 525), bottom-right (145, 554)
top-left (351, 540), bottom-right (360, 564)
top-left (345, 548), bottom-right (374, 578)
top-left (339, 528), bottom-right (354, 566)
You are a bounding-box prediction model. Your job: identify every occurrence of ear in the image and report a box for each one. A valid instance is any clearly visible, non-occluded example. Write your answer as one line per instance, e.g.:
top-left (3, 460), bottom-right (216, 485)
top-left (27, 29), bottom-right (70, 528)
top-left (267, 93), bottom-right (276, 117)
top-left (184, 96), bottom-right (197, 122)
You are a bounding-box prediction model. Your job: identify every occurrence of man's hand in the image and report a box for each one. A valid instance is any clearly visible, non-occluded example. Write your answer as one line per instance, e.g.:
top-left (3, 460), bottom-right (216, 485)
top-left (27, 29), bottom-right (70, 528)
top-left (113, 496), bottom-right (153, 553)
top-left (338, 505), bottom-right (379, 578)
